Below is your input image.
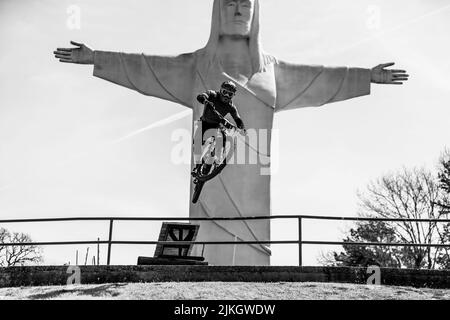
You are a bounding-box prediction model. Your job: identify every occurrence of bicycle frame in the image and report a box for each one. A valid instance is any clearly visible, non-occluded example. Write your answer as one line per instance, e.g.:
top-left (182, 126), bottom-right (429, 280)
top-left (191, 101), bottom-right (246, 203)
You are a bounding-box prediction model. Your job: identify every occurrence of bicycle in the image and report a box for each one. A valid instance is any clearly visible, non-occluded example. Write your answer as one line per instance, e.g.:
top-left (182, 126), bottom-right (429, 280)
top-left (191, 108), bottom-right (246, 204)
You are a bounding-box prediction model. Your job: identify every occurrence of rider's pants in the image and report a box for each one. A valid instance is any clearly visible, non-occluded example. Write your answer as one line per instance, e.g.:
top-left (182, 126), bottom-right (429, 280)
top-left (193, 120), bottom-right (220, 166)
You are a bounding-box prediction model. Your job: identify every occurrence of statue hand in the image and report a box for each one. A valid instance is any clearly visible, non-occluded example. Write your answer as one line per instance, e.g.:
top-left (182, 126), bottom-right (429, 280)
top-left (53, 41), bottom-right (94, 64)
top-left (371, 62), bottom-right (409, 85)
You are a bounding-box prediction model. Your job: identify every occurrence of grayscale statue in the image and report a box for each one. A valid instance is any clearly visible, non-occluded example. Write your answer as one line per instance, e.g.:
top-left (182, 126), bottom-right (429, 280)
top-left (54, 0), bottom-right (409, 266)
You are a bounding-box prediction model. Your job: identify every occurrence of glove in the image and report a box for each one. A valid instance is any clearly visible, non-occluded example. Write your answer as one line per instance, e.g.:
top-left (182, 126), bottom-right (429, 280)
top-left (197, 94), bottom-right (207, 104)
top-left (205, 101), bottom-right (214, 108)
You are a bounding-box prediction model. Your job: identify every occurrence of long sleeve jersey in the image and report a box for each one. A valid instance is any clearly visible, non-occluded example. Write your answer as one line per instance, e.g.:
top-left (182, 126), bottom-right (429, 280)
top-left (197, 90), bottom-right (245, 129)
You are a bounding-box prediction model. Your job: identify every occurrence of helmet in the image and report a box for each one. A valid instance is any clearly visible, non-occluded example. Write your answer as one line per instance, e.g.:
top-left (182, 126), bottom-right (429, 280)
top-left (220, 81), bottom-right (237, 93)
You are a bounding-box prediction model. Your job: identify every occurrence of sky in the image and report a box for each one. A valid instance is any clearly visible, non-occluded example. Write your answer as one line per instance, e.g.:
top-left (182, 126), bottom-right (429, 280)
top-left (0, 0), bottom-right (449, 266)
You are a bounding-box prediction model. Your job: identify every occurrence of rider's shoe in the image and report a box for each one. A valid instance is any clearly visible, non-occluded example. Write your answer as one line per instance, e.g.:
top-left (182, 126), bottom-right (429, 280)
top-left (192, 164), bottom-right (201, 177)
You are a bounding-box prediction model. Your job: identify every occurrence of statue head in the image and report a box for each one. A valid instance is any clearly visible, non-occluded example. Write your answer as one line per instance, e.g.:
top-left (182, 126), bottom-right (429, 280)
top-left (220, 0), bottom-right (254, 37)
top-left (204, 0), bottom-right (274, 74)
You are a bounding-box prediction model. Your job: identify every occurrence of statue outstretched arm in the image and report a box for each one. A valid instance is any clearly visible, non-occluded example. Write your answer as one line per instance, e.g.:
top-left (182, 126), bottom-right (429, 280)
top-left (274, 61), bottom-right (371, 112)
top-left (54, 41), bottom-right (196, 108)
top-left (274, 60), bottom-right (408, 112)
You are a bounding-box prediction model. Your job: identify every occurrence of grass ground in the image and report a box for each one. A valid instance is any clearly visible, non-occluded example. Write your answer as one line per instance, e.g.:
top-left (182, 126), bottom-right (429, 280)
top-left (0, 282), bottom-right (450, 300)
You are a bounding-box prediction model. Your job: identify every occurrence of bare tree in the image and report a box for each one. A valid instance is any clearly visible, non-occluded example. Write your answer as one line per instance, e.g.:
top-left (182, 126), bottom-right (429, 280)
top-left (434, 148), bottom-right (450, 268)
top-left (357, 167), bottom-right (449, 269)
top-left (437, 148), bottom-right (450, 210)
top-left (0, 228), bottom-right (43, 267)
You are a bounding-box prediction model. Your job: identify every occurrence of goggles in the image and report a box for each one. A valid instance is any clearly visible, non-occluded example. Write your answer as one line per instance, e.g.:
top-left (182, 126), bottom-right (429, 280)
top-left (220, 89), bottom-right (235, 99)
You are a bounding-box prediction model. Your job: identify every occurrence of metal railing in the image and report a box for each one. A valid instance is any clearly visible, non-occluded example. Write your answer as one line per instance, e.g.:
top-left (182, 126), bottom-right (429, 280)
top-left (1, 215), bottom-right (450, 266)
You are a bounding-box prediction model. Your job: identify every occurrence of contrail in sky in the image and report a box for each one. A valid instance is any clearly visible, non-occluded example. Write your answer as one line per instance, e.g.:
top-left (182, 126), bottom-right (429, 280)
top-left (108, 109), bottom-right (191, 145)
top-left (0, 110), bottom-right (192, 192)
top-left (329, 4), bottom-right (450, 57)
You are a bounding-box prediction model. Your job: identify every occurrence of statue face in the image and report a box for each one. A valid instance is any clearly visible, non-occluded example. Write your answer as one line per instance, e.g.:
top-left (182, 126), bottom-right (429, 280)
top-left (220, 0), bottom-right (254, 36)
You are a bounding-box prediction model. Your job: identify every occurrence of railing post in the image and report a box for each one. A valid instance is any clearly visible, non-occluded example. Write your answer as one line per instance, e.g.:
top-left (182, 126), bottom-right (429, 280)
top-left (107, 219), bottom-right (114, 266)
top-left (298, 217), bottom-right (302, 267)
top-left (232, 235), bottom-right (238, 266)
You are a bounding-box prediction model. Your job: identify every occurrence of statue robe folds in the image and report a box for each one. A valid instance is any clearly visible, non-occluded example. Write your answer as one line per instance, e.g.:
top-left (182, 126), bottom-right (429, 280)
top-left (92, 0), bottom-right (371, 266)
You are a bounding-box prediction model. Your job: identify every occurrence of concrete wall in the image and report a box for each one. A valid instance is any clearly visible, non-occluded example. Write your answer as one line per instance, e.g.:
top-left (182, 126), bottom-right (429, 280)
top-left (1, 266), bottom-right (450, 289)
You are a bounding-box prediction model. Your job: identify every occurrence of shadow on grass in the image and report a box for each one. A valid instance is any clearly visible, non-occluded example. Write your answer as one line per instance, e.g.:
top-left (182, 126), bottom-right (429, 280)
top-left (27, 284), bottom-right (127, 300)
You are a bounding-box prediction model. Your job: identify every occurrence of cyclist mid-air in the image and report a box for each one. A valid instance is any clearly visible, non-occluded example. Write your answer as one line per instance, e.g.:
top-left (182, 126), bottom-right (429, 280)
top-left (191, 81), bottom-right (246, 202)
